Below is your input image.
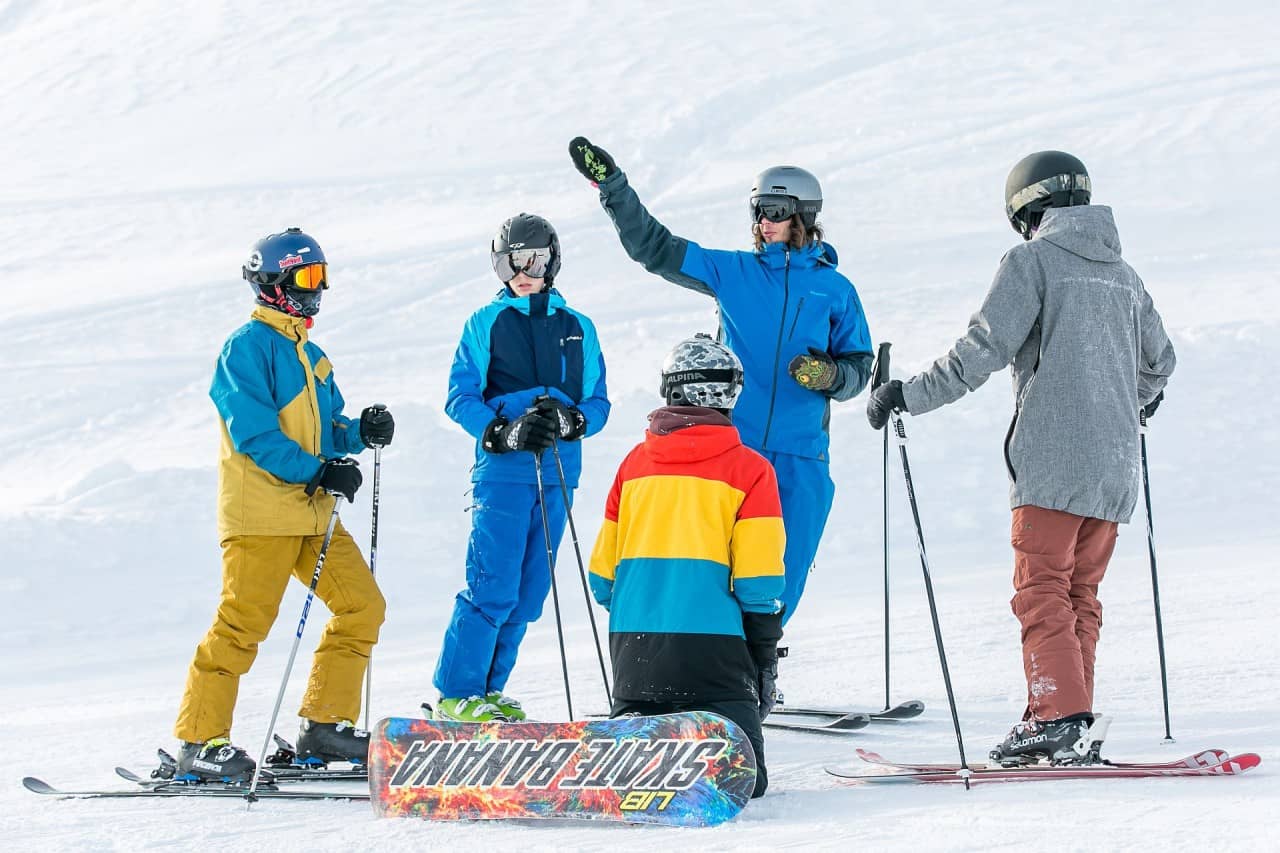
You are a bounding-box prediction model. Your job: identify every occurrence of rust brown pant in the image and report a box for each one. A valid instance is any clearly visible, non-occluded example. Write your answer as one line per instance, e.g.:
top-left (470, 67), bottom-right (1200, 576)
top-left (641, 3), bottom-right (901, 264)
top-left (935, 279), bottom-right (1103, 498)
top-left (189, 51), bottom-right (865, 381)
top-left (1010, 505), bottom-right (1118, 721)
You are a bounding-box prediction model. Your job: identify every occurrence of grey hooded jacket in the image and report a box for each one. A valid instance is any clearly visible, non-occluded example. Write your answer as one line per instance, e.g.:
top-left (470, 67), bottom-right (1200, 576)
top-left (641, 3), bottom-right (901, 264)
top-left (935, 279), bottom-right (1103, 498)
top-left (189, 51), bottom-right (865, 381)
top-left (901, 205), bottom-right (1175, 523)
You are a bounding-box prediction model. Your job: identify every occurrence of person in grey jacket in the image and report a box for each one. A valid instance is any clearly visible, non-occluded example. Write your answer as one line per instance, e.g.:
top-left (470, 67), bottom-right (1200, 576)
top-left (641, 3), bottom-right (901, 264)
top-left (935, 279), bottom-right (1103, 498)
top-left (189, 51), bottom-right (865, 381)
top-left (867, 151), bottom-right (1176, 766)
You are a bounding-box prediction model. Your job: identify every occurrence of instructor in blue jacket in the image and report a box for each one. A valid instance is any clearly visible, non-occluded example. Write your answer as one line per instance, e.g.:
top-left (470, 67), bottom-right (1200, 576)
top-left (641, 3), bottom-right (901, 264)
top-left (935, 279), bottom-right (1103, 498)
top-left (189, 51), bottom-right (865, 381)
top-left (570, 138), bottom-right (873, 626)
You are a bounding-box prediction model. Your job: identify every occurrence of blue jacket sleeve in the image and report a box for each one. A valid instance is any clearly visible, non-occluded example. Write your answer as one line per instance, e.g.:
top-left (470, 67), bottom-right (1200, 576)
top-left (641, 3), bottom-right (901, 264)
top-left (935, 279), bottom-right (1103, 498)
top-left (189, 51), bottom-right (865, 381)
top-left (445, 312), bottom-right (500, 438)
top-left (824, 279), bottom-right (875, 401)
top-left (597, 170), bottom-right (720, 297)
top-left (210, 335), bottom-right (324, 484)
top-left (573, 311), bottom-right (611, 437)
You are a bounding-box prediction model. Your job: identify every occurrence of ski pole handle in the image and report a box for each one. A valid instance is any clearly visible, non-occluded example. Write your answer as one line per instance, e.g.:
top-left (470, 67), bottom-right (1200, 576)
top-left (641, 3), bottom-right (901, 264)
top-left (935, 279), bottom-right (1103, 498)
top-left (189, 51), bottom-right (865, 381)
top-left (871, 342), bottom-right (892, 391)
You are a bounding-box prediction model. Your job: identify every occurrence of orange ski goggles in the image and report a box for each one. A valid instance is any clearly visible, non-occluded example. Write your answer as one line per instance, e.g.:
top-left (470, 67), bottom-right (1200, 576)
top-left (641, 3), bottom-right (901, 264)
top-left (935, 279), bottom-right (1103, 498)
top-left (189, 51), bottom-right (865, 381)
top-left (287, 262), bottom-right (328, 290)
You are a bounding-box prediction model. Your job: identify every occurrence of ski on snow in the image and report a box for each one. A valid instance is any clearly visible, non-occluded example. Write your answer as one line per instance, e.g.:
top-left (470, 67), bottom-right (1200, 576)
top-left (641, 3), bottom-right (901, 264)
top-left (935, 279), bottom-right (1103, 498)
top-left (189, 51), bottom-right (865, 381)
top-left (762, 699), bottom-right (924, 734)
top-left (117, 741), bottom-right (368, 787)
top-left (23, 775), bottom-right (369, 801)
top-left (826, 747), bottom-right (1262, 783)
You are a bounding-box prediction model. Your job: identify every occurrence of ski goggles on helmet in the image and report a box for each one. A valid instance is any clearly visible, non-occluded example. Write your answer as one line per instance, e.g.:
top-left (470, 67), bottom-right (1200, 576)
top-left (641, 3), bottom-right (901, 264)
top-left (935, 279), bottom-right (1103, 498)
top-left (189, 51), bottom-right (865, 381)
top-left (495, 247), bottom-right (554, 282)
top-left (284, 262), bottom-right (328, 291)
top-left (751, 194), bottom-right (798, 223)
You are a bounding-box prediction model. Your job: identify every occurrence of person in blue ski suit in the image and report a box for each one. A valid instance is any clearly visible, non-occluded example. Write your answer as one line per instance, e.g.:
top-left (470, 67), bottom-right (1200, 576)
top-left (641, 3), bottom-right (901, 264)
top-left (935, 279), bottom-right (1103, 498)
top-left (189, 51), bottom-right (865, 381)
top-left (432, 213), bottom-right (610, 722)
top-left (569, 138), bottom-right (872, 625)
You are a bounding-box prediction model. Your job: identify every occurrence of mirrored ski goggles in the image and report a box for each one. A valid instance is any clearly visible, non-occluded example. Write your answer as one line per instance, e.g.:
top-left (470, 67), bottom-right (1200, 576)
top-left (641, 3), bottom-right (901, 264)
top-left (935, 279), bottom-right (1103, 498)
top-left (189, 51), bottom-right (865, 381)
top-left (495, 247), bottom-right (553, 282)
top-left (285, 262), bottom-right (328, 291)
top-left (751, 194), bottom-right (798, 223)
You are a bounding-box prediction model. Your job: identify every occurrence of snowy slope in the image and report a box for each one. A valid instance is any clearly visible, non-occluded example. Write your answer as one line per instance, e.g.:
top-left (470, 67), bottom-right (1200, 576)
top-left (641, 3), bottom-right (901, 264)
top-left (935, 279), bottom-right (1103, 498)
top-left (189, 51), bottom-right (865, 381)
top-left (2, 1), bottom-right (1277, 850)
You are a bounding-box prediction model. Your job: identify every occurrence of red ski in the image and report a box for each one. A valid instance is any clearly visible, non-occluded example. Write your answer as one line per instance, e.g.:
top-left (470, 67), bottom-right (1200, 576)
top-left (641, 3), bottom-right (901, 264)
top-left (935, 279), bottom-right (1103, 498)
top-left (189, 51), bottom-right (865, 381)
top-left (827, 749), bottom-right (1260, 784)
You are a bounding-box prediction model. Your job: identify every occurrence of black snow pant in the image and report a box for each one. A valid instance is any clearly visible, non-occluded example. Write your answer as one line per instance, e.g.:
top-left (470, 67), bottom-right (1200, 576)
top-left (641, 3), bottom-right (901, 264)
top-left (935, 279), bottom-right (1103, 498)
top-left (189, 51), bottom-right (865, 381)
top-left (610, 697), bottom-right (767, 798)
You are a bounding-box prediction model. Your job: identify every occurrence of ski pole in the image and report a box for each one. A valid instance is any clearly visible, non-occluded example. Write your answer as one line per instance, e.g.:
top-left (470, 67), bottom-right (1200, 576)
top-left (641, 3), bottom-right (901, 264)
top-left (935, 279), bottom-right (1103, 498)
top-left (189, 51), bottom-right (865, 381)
top-left (550, 439), bottom-right (613, 702)
top-left (874, 343), bottom-right (971, 786)
top-left (363, 405), bottom-right (387, 732)
top-left (870, 344), bottom-right (892, 712)
top-left (247, 470), bottom-right (352, 803)
top-left (1140, 408), bottom-right (1174, 743)
top-left (533, 451), bottom-right (574, 720)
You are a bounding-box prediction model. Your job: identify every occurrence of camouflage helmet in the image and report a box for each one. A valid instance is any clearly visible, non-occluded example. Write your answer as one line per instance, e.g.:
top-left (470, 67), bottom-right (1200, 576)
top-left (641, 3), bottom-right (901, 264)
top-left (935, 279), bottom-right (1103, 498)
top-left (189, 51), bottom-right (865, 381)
top-left (660, 333), bottom-right (744, 409)
top-left (1004, 151), bottom-right (1091, 239)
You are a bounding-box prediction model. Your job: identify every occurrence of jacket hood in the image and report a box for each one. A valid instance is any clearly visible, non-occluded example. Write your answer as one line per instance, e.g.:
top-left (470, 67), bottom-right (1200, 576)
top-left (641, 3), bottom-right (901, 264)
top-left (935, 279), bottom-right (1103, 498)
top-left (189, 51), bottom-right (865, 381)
top-left (489, 287), bottom-right (567, 316)
top-left (644, 406), bottom-right (740, 463)
top-left (757, 240), bottom-right (838, 270)
top-left (1035, 205), bottom-right (1122, 263)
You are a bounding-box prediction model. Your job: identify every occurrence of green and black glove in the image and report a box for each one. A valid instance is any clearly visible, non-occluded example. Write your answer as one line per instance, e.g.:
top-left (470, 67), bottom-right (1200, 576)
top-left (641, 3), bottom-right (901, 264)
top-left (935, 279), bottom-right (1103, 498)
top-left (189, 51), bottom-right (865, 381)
top-left (788, 347), bottom-right (837, 391)
top-left (569, 137), bottom-right (617, 184)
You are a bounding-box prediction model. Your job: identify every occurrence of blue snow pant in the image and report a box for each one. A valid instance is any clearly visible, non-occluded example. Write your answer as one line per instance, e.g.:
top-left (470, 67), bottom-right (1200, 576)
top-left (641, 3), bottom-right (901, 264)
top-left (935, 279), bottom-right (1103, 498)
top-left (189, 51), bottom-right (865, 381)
top-left (761, 451), bottom-right (835, 626)
top-left (433, 480), bottom-right (569, 699)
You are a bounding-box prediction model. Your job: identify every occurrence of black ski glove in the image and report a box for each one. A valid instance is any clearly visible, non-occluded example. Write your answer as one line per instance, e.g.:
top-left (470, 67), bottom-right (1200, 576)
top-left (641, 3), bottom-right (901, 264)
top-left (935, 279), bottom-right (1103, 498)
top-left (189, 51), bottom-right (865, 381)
top-left (534, 396), bottom-right (587, 441)
top-left (481, 411), bottom-right (557, 455)
top-left (569, 137), bottom-right (617, 185)
top-left (359, 404), bottom-right (395, 448)
top-left (1141, 390), bottom-right (1164, 420)
top-left (866, 379), bottom-right (907, 430)
top-left (305, 458), bottom-right (362, 502)
top-left (788, 347), bottom-right (837, 392)
top-left (757, 661), bottom-right (780, 721)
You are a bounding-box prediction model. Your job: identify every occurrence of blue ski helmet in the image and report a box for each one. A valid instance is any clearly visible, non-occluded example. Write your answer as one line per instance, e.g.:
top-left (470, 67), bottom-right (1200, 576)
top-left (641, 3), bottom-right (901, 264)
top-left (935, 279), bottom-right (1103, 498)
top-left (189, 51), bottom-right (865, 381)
top-left (242, 228), bottom-right (328, 317)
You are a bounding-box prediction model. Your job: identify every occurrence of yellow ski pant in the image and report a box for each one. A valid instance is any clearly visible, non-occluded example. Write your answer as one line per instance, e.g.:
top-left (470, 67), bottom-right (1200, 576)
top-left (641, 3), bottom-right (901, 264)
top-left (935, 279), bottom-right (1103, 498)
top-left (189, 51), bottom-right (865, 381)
top-left (174, 523), bottom-right (385, 743)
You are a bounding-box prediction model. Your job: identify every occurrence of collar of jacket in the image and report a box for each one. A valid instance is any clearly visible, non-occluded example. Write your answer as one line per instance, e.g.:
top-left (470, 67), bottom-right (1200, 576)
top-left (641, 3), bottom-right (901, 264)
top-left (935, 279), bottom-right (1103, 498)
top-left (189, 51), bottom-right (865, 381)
top-left (251, 304), bottom-right (309, 340)
top-left (643, 406), bottom-right (741, 463)
top-left (491, 287), bottom-right (566, 317)
top-left (756, 240), bottom-right (838, 270)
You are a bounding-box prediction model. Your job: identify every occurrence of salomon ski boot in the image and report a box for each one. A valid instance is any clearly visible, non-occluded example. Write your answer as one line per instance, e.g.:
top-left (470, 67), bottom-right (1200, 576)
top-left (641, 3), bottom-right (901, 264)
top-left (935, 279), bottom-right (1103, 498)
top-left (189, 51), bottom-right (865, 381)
top-left (484, 691), bottom-right (528, 721)
top-left (176, 737), bottom-right (256, 783)
top-left (433, 695), bottom-right (511, 722)
top-left (989, 713), bottom-right (1108, 767)
top-left (295, 720), bottom-right (370, 766)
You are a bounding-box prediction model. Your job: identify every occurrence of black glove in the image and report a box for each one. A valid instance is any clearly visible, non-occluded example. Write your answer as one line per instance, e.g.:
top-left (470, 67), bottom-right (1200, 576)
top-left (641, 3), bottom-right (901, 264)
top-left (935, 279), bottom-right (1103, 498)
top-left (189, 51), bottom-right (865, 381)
top-left (788, 347), bottom-right (837, 391)
top-left (305, 458), bottom-right (362, 502)
top-left (534, 396), bottom-right (587, 441)
top-left (481, 411), bottom-right (557, 455)
top-left (1141, 390), bottom-right (1164, 420)
top-left (866, 379), bottom-right (907, 430)
top-left (569, 137), bottom-right (617, 184)
top-left (757, 661), bottom-right (780, 721)
top-left (359, 404), bottom-right (395, 448)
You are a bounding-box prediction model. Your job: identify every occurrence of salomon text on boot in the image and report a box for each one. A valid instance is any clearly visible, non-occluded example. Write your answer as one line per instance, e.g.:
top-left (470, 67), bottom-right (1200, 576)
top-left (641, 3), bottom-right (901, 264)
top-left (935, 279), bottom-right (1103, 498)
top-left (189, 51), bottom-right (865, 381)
top-left (989, 713), bottom-right (1105, 767)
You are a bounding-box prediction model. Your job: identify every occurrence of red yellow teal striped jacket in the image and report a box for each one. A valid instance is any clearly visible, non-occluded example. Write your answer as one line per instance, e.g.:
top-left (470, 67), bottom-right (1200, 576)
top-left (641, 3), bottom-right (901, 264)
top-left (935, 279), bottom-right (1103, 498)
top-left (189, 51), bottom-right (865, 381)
top-left (589, 406), bottom-right (785, 703)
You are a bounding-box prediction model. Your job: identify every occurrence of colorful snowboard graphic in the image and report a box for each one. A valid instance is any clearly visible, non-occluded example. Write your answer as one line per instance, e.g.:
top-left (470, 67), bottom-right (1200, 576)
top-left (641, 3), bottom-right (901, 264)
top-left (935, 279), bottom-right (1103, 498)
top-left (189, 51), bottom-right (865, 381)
top-left (369, 711), bottom-right (756, 826)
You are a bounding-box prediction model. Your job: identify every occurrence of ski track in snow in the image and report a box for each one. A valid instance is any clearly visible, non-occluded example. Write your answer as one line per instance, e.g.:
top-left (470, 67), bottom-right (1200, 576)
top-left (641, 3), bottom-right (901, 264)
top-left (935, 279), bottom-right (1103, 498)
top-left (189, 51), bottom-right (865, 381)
top-left (2, 2), bottom-right (1277, 850)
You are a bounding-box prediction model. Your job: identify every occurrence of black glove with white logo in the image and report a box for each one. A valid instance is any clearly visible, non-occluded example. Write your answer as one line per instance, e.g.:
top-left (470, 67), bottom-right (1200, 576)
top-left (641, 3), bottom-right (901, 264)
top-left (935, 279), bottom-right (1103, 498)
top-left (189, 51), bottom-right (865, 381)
top-left (482, 411), bottom-right (557, 455)
top-left (534, 396), bottom-right (587, 441)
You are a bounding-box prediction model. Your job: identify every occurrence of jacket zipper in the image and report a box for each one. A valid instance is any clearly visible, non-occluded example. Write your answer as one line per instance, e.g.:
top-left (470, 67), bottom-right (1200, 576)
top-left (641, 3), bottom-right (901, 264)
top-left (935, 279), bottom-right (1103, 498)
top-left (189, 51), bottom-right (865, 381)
top-left (787, 296), bottom-right (805, 340)
top-left (760, 249), bottom-right (791, 450)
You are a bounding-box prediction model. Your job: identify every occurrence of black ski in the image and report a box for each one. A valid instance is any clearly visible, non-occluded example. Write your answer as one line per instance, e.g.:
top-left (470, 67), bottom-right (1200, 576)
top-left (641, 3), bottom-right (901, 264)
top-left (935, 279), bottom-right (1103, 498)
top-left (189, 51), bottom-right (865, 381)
top-left (762, 712), bottom-right (873, 734)
top-left (23, 775), bottom-right (369, 801)
top-left (770, 699), bottom-right (925, 722)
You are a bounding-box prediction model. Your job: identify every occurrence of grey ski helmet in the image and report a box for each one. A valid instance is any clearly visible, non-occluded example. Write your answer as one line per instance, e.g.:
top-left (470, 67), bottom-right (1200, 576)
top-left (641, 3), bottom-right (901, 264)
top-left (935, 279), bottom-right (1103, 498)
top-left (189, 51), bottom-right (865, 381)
top-left (660, 333), bottom-right (744, 410)
top-left (750, 166), bottom-right (823, 228)
top-left (491, 213), bottom-right (561, 284)
top-left (1004, 151), bottom-right (1091, 239)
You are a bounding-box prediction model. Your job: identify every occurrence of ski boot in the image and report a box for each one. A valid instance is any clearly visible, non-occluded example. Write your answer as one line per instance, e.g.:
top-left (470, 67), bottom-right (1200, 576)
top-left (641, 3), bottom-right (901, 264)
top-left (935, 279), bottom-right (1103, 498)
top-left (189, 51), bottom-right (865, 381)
top-left (433, 695), bottom-right (511, 722)
top-left (485, 691), bottom-right (528, 722)
top-left (176, 737), bottom-right (256, 783)
top-left (988, 713), bottom-right (1109, 767)
top-left (295, 719), bottom-right (370, 766)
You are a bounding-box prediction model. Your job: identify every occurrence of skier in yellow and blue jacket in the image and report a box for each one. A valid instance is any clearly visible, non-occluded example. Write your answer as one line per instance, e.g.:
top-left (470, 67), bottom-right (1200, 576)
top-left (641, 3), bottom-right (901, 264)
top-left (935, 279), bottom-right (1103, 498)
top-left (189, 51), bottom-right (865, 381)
top-left (589, 335), bottom-right (785, 798)
top-left (432, 213), bottom-right (610, 723)
top-left (172, 228), bottom-right (394, 782)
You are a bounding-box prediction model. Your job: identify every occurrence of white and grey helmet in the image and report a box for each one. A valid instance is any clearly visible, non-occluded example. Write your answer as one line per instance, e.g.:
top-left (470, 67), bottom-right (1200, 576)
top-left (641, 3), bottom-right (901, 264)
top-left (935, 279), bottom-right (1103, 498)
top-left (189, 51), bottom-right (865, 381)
top-left (750, 165), bottom-right (823, 228)
top-left (660, 334), bottom-right (744, 410)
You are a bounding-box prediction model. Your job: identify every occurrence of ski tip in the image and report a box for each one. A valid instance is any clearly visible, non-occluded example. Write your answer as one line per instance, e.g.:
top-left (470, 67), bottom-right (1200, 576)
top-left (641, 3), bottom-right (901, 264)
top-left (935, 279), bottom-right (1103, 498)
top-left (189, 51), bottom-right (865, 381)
top-left (832, 714), bottom-right (873, 730)
top-left (22, 777), bottom-right (58, 795)
top-left (1222, 753), bottom-right (1262, 773)
top-left (114, 767), bottom-right (143, 783)
top-left (856, 748), bottom-right (888, 764)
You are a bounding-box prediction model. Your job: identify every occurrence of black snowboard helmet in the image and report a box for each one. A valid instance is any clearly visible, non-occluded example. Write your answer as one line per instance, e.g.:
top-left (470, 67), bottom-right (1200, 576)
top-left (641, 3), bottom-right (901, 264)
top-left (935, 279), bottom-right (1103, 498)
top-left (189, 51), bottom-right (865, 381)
top-left (491, 213), bottom-right (561, 285)
top-left (1004, 151), bottom-right (1091, 240)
